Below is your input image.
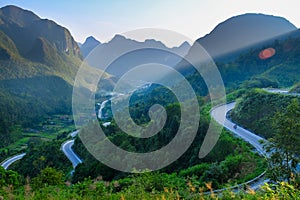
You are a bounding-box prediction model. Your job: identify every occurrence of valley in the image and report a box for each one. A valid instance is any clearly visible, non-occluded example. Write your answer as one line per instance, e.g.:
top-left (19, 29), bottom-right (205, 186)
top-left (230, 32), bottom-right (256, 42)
top-left (0, 3), bottom-right (300, 199)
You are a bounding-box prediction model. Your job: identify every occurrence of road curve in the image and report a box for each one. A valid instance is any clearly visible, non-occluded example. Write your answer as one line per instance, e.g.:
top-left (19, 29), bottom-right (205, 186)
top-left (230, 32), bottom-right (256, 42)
top-left (210, 102), bottom-right (269, 191)
top-left (1, 153), bottom-right (26, 170)
top-left (61, 140), bottom-right (82, 168)
top-left (211, 102), bottom-right (267, 155)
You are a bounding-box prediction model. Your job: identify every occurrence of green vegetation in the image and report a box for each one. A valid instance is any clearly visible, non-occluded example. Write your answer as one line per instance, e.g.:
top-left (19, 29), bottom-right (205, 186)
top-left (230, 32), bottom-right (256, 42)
top-left (264, 99), bottom-right (300, 182)
top-left (2, 5), bottom-right (300, 199)
top-left (31, 167), bottom-right (65, 190)
top-left (0, 166), bottom-right (21, 188)
top-left (290, 82), bottom-right (300, 93)
top-left (0, 76), bottom-right (73, 146)
top-left (73, 129), bottom-right (265, 188)
top-left (10, 139), bottom-right (72, 178)
top-left (231, 89), bottom-right (300, 183)
top-left (0, 113), bottom-right (75, 161)
top-left (0, 5), bottom-right (114, 150)
top-left (2, 82), bottom-right (264, 195)
top-left (230, 88), bottom-right (300, 138)
top-left (0, 166), bottom-right (300, 199)
top-left (182, 31), bottom-right (300, 97)
top-left (72, 93), bottom-right (265, 190)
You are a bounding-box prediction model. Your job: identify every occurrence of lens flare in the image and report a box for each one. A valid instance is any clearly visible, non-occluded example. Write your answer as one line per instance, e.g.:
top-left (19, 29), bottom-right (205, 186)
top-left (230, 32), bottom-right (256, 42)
top-left (259, 48), bottom-right (276, 60)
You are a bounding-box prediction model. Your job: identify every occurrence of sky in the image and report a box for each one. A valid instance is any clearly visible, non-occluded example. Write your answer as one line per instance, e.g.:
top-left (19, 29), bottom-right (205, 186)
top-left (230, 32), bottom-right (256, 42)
top-left (0, 0), bottom-right (300, 47)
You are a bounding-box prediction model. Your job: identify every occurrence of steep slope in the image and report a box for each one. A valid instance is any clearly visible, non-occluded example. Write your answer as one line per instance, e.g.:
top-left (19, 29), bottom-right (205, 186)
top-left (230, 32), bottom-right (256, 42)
top-left (80, 36), bottom-right (101, 58)
top-left (0, 5), bottom-right (81, 59)
top-left (0, 5), bottom-right (83, 83)
top-left (0, 30), bottom-right (19, 60)
top-left (290, 82), bottom-right (300, 93)
top-left (0, 5), bottom-right (112, 147)
top-left (177, 14), bottom-right (297, 74)
top-left (231, 29), bottom-right (300, 89)
top-left (174, 14), bottom-right (300, 94)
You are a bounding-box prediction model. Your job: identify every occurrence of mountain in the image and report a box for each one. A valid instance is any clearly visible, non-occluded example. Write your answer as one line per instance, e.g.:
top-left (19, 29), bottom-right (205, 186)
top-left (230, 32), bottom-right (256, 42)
top-left (0, 5), bottom-right (81, 60)
top-left (0, 5), bottom-right (84, 83)
top-left (80, 36), bottom-right (101, 58)
top-left (177, 13), bottom-right (297, 72)
top-left (213, 28), bottom-right (300, 89)
top-left (196, 13), bottom-right (296, 60)
top-left (173, 13), bottom-right (300, 94)
top-left (0, 5), bottom-right (113, 147)
top-left (170, 41), bottom-right (191, 58)
top-left (84, 34), bottom-right (191, 78)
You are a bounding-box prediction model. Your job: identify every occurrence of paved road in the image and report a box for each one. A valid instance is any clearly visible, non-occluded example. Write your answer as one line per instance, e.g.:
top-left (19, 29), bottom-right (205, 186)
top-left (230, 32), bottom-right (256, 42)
top-left (61, 139), bottom-right (82, 168)
top-left (1, 153), bottom-right (26, 170)
top-left (1, 130), bottom-right (82, 171)
top-left (211, 102), bottom-right (266, 155)
top-left (210, 102), bottom-right (269, 191)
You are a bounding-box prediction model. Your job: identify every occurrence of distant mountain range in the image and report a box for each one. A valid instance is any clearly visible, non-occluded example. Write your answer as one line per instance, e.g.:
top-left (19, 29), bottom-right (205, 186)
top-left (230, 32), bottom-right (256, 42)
top-left (0, 5), bottom-right (191, 146)
top-left (1, 5), bottom-right (300, 146)
top-left (81, 34), bottom-right (191, 78)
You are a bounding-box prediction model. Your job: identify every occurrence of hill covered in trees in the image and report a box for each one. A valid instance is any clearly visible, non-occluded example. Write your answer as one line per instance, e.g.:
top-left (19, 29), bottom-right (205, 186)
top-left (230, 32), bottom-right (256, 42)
top-left (0, 5), bottom-right (113, 148)
top-left (230, 89), bottom-right (300, 139)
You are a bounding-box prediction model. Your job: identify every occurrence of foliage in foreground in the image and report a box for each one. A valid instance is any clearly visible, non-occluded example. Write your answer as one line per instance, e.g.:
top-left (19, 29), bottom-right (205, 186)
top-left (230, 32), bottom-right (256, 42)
top-left (1, 166), bottom-right (300, 200)
top-left (264, 98), bottom-right (300, 182)
top-left (231, 90), bottom-right (300, 183)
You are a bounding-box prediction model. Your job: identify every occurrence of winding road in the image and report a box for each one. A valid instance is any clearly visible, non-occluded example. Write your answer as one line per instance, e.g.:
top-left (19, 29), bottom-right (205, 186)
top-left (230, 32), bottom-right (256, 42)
top-left (211, 102), bottom-right (267, 155)
top-left (1, 135), bottom-right (82, 170)
top-left (210, 102), bottom-right (270, 191)
top-left (0, 102), bottom-right (270, 190)
top-left (61, 130), bottom-right (82, 168)
top-left (1, 153), bottom-right (26, 170)
top-left (61, 102), bottom-right (269, 190)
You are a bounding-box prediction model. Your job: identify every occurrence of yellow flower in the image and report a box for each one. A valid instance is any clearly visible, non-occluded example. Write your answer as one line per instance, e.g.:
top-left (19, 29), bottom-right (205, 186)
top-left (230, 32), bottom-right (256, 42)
top-left (163, 187), bottom-right (169, 193)
top-left (190, 186), bottom-right (196, 192)
top-left (120, 194), bottom-right (125, 200)
top-left (205, 182), bottom-right (212, 191)
top-left (246, 187), bottom-right (256, 195)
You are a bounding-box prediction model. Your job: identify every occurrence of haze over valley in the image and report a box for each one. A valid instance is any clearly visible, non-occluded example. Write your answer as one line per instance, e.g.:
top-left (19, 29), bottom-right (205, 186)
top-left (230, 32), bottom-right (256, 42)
top-left (0, 3), bottom-right (300, 200)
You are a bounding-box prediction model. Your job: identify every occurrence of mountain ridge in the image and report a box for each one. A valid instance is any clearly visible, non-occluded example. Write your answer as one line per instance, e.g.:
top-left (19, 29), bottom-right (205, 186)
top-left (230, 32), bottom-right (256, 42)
top-left (80, 34), bottom-right (191, 59)
top-left (196, 13), bottom-right (297, 59)
top-left (83, 34), bottom-right (191, 78)
top-left (80, 36), bottom-right (101, 57)
top-left (0, 5), bottom-right (82, 61)
top-left (173, 13), bottom-right (300, 97)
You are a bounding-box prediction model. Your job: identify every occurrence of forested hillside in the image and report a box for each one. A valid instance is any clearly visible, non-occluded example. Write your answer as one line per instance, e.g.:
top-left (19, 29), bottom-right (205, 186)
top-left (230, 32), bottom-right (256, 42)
top-left (290, 81), bottom-right (300, 93)
top-left (230, 89), bottom-right (300, 138)
top-left (0, 5), bottom-right (113, 148)
top-left (71, 91), bottom-right (264, 189)
top-left (180, 27), bottom-right (300, 94)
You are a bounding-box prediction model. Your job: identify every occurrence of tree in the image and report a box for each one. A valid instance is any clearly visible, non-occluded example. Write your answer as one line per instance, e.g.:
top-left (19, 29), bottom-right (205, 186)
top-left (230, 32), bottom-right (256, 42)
top-left (31, 167), bottom-right (65, 190)
top-left (0, 166), bottom-right (20, 188)
top-left (264, 98), bottom-right (300, 182)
